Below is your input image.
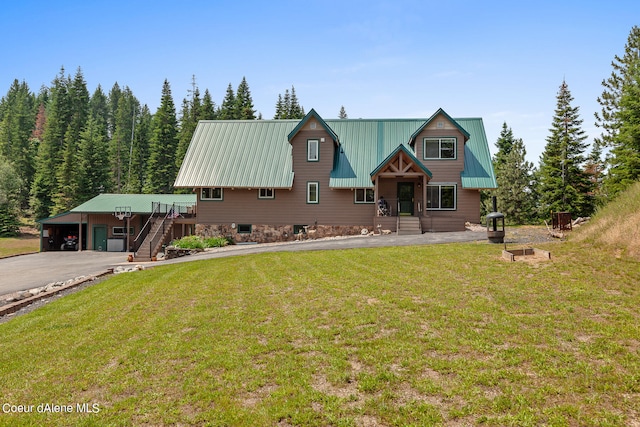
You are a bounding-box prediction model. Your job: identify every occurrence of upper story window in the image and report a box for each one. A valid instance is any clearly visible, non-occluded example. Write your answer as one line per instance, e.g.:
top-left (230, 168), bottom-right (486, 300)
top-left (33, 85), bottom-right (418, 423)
top-left (424, 137), bottom-right (457, 160)
top-left (258, 188), bottom-right (274, 199)
top-left (201, 187), bottom-right (223, 200)
top-left (307, 139), bottom-right (319, 161)
top-left (354, 188), bottom-right (374, 203)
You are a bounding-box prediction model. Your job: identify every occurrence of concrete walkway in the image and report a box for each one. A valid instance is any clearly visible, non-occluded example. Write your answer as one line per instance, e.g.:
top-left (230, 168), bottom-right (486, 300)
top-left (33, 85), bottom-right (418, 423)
top-left (0, 231), bottom-right (487, 295)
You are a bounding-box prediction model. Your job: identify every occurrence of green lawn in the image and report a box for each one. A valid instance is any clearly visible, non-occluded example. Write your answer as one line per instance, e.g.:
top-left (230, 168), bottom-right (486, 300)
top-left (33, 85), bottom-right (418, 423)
top-left (0, 240), bottom-right (639, 426)
top-left (0, 235), bottom-right (39, 258)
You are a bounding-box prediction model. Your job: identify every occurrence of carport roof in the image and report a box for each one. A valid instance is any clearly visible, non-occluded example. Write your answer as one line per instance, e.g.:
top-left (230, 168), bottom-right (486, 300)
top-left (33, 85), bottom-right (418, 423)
top-left (70, 193), bottom-right (196, 214)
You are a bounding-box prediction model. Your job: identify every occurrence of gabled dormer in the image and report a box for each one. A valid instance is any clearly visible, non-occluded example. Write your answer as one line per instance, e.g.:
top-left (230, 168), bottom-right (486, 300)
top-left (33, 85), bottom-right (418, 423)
top-left (287, 109), bottom-right (340, 175)
top-left (409, 108), bottom-right (470, 162)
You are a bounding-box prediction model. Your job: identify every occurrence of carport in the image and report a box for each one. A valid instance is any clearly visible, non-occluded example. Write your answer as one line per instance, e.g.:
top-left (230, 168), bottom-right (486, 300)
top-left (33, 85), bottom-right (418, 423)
top-left (37, 212), bottom-right (87, 252)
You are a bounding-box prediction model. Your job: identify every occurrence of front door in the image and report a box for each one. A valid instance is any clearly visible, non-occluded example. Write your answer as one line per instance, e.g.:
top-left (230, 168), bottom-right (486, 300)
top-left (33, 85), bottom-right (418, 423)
top-left (93, 225), bottom-right (107, 251)
top-left (398, 182), bottom-right (414, 215)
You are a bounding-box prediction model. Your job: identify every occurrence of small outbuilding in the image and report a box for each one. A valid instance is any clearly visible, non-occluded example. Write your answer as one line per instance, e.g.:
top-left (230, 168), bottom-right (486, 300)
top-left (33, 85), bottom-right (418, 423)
top-left (37, 193), bottom-right (197, 253)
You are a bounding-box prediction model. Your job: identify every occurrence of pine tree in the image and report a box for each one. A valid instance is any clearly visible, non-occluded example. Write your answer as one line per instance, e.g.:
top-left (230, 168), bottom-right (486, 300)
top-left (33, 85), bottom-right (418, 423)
top-left (289, 86), bottom-right (304, 119)
top-left (483, 123), bottom-right (536, 224)
top-left (538, 80), bottom-right (594, 218)
top-left (110, 87), bottom-right (139, 192)
top-left (30, 68), bottom-right (72, 219)
top-left (218, 83), bottom-right (236, 120)
top-left (595, 26), bottom-right (640, 197)
top-left (201, 89), bottom-right (217, 120)
top-left (273, 86), bottom-right (305, 119)
top-left (144, 79), bottom-right (178, 194)
top-left (0, 79), bottom-right (36, 209)
top-left (339, 105), bottom-right (348, 119)
top-left (234, 77), bottom-right (256, 120)
top-left (52, 67), bottom-right (90, 214)
top-left (126, 105), bottom-right (152, 193)
top-left (75, 115), bottom-right (110, 202)
top-left (0, 154), bottom-right (23, 236)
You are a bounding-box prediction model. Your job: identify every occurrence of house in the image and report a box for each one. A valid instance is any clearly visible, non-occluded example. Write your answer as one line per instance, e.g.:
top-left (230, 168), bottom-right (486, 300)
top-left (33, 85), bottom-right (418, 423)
top-left (173, 108), bottom-right (496, 243)
top-left (38, 193), bottom-right (196, 258)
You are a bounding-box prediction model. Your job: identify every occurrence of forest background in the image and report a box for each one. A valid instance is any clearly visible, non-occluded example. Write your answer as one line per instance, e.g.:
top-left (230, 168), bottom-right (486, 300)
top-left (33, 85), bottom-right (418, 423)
top-left (1, 26), bottom-right (639, 236)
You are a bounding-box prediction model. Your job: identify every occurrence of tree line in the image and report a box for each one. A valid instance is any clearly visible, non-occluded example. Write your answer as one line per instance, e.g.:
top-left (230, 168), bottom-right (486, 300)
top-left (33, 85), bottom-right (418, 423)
top-left (0, 69), bottom-right (305, 234)
top-left (484, 26), bottom-right (640, 224)
top-left (1, 26), bottom-right (639, 235)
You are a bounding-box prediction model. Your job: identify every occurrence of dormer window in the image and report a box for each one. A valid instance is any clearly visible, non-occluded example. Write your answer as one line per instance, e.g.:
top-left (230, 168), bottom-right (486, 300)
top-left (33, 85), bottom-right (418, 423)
top-left (307, 139), bottom-right (319, 161)
top-left (424, 137), bottom-right (456, 160)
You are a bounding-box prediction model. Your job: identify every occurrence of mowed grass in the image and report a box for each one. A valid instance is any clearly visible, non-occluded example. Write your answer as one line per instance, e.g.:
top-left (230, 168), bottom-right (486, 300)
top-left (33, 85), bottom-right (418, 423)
top-left (0, 239), bottom-right (639, 426)
top-left (0, 235), bottom-right (39, 258)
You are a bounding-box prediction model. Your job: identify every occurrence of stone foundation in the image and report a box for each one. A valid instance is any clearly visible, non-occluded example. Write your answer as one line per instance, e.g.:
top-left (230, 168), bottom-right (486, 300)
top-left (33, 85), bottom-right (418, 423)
top-left (195, 224), bottom-right (374, 244)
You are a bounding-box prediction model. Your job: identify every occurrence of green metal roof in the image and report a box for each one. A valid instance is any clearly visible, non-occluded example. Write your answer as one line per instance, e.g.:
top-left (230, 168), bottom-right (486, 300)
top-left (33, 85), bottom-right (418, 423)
top-left (456, 118), bottom-right (497, 189)
top-left (174, 111), bottom-right (497, 190)
top-left (70, 193), bottom-right (196, 214)
top-left (287, 108), bottom-right (339, 143)
top-left (174, 120), bottom-right (296, 188)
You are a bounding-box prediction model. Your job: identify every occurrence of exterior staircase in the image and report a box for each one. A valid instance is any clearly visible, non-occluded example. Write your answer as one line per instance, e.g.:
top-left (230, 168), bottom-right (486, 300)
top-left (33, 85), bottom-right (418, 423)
top-left (397, 216), bottom-right (422, 235)
top-left (134, 217), bottom-right (174, 261)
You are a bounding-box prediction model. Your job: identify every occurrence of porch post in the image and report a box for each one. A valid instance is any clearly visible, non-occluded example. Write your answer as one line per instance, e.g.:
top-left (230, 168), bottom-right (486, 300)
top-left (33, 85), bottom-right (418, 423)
top-left (78, 213), bottom-right (83, 252)
top-left (422, 175), bottom-right (427, 217)
top-left (374, 175), bottom-right (380, 217)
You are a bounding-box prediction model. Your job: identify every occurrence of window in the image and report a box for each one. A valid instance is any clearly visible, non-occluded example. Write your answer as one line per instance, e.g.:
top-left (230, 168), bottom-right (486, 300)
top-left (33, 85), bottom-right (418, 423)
top-left (424, 137), bottom-right (456, 159)
top-left (355, 188), bottom-right (375, 203)
top-left (307, 139), bottom-right (319, 161)
top-left (201, 187), bottom-right (223, 200)
top-left (237, 224), bottom-right (252, 234)
top-left (426, 184), bottom-right (456, 210)
top-left (112, 226), bottom-right (134, 236)
top-left (307, 182), bottom-right (319, 203)
top-left (258, 188), bottom-right (275, 199)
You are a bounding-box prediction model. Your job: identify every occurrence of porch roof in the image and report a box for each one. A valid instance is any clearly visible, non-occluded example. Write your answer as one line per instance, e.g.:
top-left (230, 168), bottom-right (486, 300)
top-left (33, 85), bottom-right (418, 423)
top-left (369, 144), bottom-right (433, 180)
top-left (70, 193), bottom-right (197, 214)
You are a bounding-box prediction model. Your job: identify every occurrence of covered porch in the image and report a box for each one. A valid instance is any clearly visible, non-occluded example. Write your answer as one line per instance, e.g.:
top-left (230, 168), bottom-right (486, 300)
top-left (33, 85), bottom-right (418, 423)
top-left (370, 145), bottom-right (433, 234)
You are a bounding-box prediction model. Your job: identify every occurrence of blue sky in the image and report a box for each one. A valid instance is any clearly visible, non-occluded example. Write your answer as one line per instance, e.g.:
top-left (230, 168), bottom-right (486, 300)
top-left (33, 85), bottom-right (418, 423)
top-left (1, 0), bottom-right (638, 164)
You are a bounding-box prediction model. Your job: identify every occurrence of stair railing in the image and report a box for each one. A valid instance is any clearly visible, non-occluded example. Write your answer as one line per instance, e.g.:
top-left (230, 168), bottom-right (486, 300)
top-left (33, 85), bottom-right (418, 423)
top-left (133, 202), bottom-right (161, 255)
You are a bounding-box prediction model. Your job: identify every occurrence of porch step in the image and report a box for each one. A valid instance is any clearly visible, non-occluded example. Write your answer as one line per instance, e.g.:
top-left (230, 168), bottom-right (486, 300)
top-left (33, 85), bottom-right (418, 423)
top-left (397, 217), bottom-right (422, 235)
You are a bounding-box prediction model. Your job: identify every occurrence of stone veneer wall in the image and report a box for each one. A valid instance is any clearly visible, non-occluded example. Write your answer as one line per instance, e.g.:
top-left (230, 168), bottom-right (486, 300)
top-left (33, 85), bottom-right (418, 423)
top-left (195, 224), bottom-right (374, 244)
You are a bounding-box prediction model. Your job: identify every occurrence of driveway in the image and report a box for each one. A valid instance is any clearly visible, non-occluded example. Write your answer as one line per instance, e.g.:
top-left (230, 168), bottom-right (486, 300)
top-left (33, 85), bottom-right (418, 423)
top-left (0, 251), bottom-right (128, 295)
top-left (0, 231), bottom-right (488, 296)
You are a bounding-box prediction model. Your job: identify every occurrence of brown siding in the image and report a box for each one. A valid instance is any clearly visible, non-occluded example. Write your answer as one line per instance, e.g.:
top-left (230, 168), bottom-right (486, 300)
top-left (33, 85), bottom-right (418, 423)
top-left (197, 118), bottom-right (378, 227)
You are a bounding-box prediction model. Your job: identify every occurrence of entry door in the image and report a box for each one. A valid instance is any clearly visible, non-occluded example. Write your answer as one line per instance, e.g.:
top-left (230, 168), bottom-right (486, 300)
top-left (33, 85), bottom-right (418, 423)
top-left (398, 182), bottom-right (414, 215)
top-left (93, 225), bottom-right (107, 251)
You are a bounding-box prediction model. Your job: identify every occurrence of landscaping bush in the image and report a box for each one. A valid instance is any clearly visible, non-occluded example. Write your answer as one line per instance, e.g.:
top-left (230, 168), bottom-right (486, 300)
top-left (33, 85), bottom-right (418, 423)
top-left (203, 236), bottom-right (231, 248)
top-left (171, 235), bottom-right (204, 249)
top-left (171, 235), bottom-right (231, 249)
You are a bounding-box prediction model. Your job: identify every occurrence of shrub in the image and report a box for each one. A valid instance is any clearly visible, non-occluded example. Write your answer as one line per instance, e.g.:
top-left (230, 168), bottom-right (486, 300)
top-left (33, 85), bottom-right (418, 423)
top-left (171, 235), bottom-right (204, 249)
top-left (203, 236), bottom-right (230, 248)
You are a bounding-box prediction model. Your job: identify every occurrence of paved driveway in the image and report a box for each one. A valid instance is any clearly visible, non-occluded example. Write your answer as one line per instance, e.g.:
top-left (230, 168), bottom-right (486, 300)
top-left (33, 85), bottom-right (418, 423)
top-left (0, 251), bottom-right (128, 295)
top-left (1, 231), bottom-right (487, 295)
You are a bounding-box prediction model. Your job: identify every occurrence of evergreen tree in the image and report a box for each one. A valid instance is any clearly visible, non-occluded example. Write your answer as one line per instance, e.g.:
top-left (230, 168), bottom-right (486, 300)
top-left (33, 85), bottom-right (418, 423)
top-left (0, 79), bottom-right (36, 209)
top-left (126, 105), bottom-right (152, 193)
top-left (144, 79), bottom-right (178, 194)
top-left (218, 83), bottom-right (236, 120)
top-left (0, 154), bottom-right (23, 236)
top-left (75, 115), bottom-right (110, 202)
top-left (483, 123), bottom-right (536, 224)
top-left (273, 86), bottom-right (305, 119)
top-left (595, 26), bottom-right (640, 197)
top-left (107, 82), bottom-right (122, 139)
top-left (339, 105), bottom-right (348, 119)
top-left (234, 77), bottom-right (256, 120)
top-left (110, 87), bottom-right (139, 192)
top-left (30, 68), bottom-right (72, 219)
top-left (52, 67), bottom-right (90, 214)
top-left (538, 80), bottom-right (594, 218)
top-left (201, 89), bottom-right (217, 120)
top-left (289, 86), bottom-right (304, 119)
